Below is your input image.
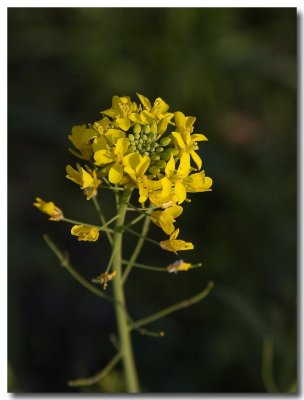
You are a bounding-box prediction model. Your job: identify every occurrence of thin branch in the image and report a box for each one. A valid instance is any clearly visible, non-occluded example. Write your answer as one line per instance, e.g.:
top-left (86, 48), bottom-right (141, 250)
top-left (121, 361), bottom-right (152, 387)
top-left (130, 281), bottom-right (214, 330)
top-left (122, 260), bottom-right (203, 272)
top-left (62, 217), bottom-right (114, 234)
top-left (43, 234), bottom-right (113, 302)
top-left (262, 337), bottom-right (279, 393)
top-left (92, 196), bottom-right (113, 244)
top-left (122, 215), bottom-right (152, 284)
top-left (68, 351), bottom-right (122, 387)
top-left (123, 226), bottom-right (159, 246)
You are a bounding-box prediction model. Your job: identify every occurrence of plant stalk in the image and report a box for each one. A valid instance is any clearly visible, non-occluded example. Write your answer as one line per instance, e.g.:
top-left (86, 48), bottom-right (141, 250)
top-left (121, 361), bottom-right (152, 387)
top-left (112, 189), bottom-right (140, 393)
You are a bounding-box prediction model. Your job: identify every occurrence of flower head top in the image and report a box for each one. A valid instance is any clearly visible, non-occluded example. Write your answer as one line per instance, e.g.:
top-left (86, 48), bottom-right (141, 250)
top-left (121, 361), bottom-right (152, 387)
top-left (65, 93), bottom-right (212, 249)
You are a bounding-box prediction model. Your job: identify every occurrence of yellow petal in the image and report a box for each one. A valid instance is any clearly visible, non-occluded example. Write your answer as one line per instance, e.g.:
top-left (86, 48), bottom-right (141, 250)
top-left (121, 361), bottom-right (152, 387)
top-left (136, 155), bottom-right (151, 177)
top-left (136, 93), bottom-right (152, 110)
top-left (116, 117), bottom-right (131, 131)
top-left (177, 152), bottom-right (190, 177)
top-left (172, 131), bottom-right (186, 149)
top-left (105, 129), bottom-right (125, 143)
top-left (185, 116), bottom-right (196, 131)
top-left (80, 168), bottom-right (94, 189)
top-left (66, 165), bottom-right (81, 185)
top-left (92, 136), bottom-right (108, 152)
top-left (94, 149), bottom-right (115, 165)
top-left (123, 153), bottom-right (141, 170)
top-left (115, 137), bottom-right (129, 156)
top-left (165, 205), bottom-right (183, 219)
top-left (192, 133), bottom-right (208, 141)
top-left (190, 151), bottom-right (202, 170)
top-left (165, 156), bottom-right (175, 177)
top-left (161, 176), bottom-right (172, 198)
top-left (174, 182), bottom-right (187, 204)
top-left (109, 162), bottom-right (124, 184)
top-left (174, 111), bottom-right (186, 129)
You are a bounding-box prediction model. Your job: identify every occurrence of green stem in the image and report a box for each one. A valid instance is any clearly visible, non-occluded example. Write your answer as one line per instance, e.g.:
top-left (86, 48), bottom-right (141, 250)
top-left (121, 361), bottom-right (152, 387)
top-left (62, 217), bottom-right (114, 234)
top-left (68, 351), bottom-right (122, 387)
top-left (122, 214), bottom-right (151, 285)
top-left (43, 234), bottom-right (113, 302)
top-left (122, 260), bottom-right (203, 272)
top-left (131, 281), bottom-right (214, 330)
top-left (112, 190), bottom-right (140, 393)
top-left (123, 226), bottom-right (158, 246)
top-left (92, 196), bottom-right (113, 244)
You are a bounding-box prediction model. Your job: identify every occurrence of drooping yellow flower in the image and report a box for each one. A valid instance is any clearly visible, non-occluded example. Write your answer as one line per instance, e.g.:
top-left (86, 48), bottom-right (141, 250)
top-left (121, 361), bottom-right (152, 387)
top-left (151, 205), bottom-right (183, 235)
top-left (68, 124), bottom-right (97, 160)
top-left (94, 137), bottom-right (133, 184)
top-left (172, 111), bottom-right (208, 170)
top-left (33, 198), bottom-right (63, 221)
top-left (66, 165), bottom-right (101, 200)
top-left (160, 229), bottom-right (194, 254)
top-left (167, 259), bottom-right (192, 273)
top-left (71, 225), bottom-right (99, 242)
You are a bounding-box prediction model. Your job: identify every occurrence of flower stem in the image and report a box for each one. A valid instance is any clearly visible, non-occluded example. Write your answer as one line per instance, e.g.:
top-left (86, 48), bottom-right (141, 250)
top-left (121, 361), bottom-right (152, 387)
top-left (112, 189), bottom-right (140, 393)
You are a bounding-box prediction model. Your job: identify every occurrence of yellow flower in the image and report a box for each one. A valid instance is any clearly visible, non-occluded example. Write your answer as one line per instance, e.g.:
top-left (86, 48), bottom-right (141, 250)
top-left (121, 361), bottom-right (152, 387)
top-left (151, 205), bottom-right (183, 235)
top-left (172, 111), bottom-right (208, 170)
top-left (102, 95), bottom-right (138, 131)
top-left (130, 93), bottom-right (174, 134)
top-left (33, 198), bottom-right (63, 221)
top-left (160, 229), bottom-right (194, 254)
top-left (167, 259), bottom-right (192, 273)
top-left (66, 165), bottom-right (101, 200)
top-left (94, 137), bottom-right (132, 184)
top-left (68, 125), bottom-right (97, 160)
top-left (183, 171), bottom-right (213, 193)
top-left (158, 155), bottom-right (190, 205)
top-left (71, 225), bottom-right (99, 242)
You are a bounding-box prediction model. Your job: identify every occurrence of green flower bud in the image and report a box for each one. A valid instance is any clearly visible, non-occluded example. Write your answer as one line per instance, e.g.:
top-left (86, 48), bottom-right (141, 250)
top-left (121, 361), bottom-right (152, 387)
top-left (151, 154), bottom-right (160, 161)
top-left (169, 148), bottom-right (179, 156)
top-left (150, 121), bottom-right (158, 135)
top-left (149, 166), bottom-right (160, 175)
top-left (133, 124), bottom-right (141, 135)
top-left (156, 146), bottom-right (164, 153)
top-left (135, 132), bottom-right (140, 140)
top-left (149, 133), bottom-right (157, 141)
top-left (160, 150), bottom-right (171, 160)
top-left (156, 160), bottom-right (166, 169)
top-left (128, 134), bottom-right (135, 142)
top-left (144, 125), bottom-right (151, 134)
top-left (145, 146), bottom-right (151, 152)
top-left (138, 138), bottom-right (143, 144)
top-left (144, 151), bottom-right (150, 156)
top-left (142, 134), bottom-right (148, 141)
top-left (160, 136), bottom-right (171, 146)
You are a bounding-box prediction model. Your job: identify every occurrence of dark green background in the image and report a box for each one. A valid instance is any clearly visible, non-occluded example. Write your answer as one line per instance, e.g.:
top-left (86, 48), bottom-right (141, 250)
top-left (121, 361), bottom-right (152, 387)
top-left (8, 8), bottom-right (297, 393)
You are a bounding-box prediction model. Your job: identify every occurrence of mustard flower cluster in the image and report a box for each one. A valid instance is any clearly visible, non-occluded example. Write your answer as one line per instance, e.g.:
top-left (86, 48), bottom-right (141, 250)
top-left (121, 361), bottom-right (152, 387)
top-left (34, 93), bottom-right (212, 255)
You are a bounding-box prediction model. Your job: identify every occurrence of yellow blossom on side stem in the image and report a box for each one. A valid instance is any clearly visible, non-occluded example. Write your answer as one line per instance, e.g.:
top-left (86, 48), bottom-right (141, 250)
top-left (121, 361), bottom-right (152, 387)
top-left (71, 225), bottom-right (99, 242)
top-left (33, 198), bottom-right (63, 221)
top-left (167, 260), bottom-right (192, 273)
top-left (160, 229), bottom-right (194, 254)
top-left (151, 205), bottom-right (183, 235)
top-left (66, 165), bottom-right (101, 200)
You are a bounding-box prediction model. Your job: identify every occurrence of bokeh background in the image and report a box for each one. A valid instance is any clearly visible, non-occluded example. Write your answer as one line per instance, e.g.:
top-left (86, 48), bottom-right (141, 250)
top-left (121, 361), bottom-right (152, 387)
top-left (8, 8), bottom-right (297, 393)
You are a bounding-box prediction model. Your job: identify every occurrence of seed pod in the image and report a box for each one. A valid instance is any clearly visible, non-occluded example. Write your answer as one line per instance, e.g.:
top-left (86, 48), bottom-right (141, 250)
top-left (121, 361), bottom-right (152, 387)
top-left (133, 124), bottom-right (141, 135)
top-left (160, 136), bottom-right (171, 146)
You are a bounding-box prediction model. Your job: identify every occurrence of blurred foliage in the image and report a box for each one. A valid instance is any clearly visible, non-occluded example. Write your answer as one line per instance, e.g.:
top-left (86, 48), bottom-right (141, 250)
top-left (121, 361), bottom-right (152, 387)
top-left (8, 8), bottom-right (296, 393)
